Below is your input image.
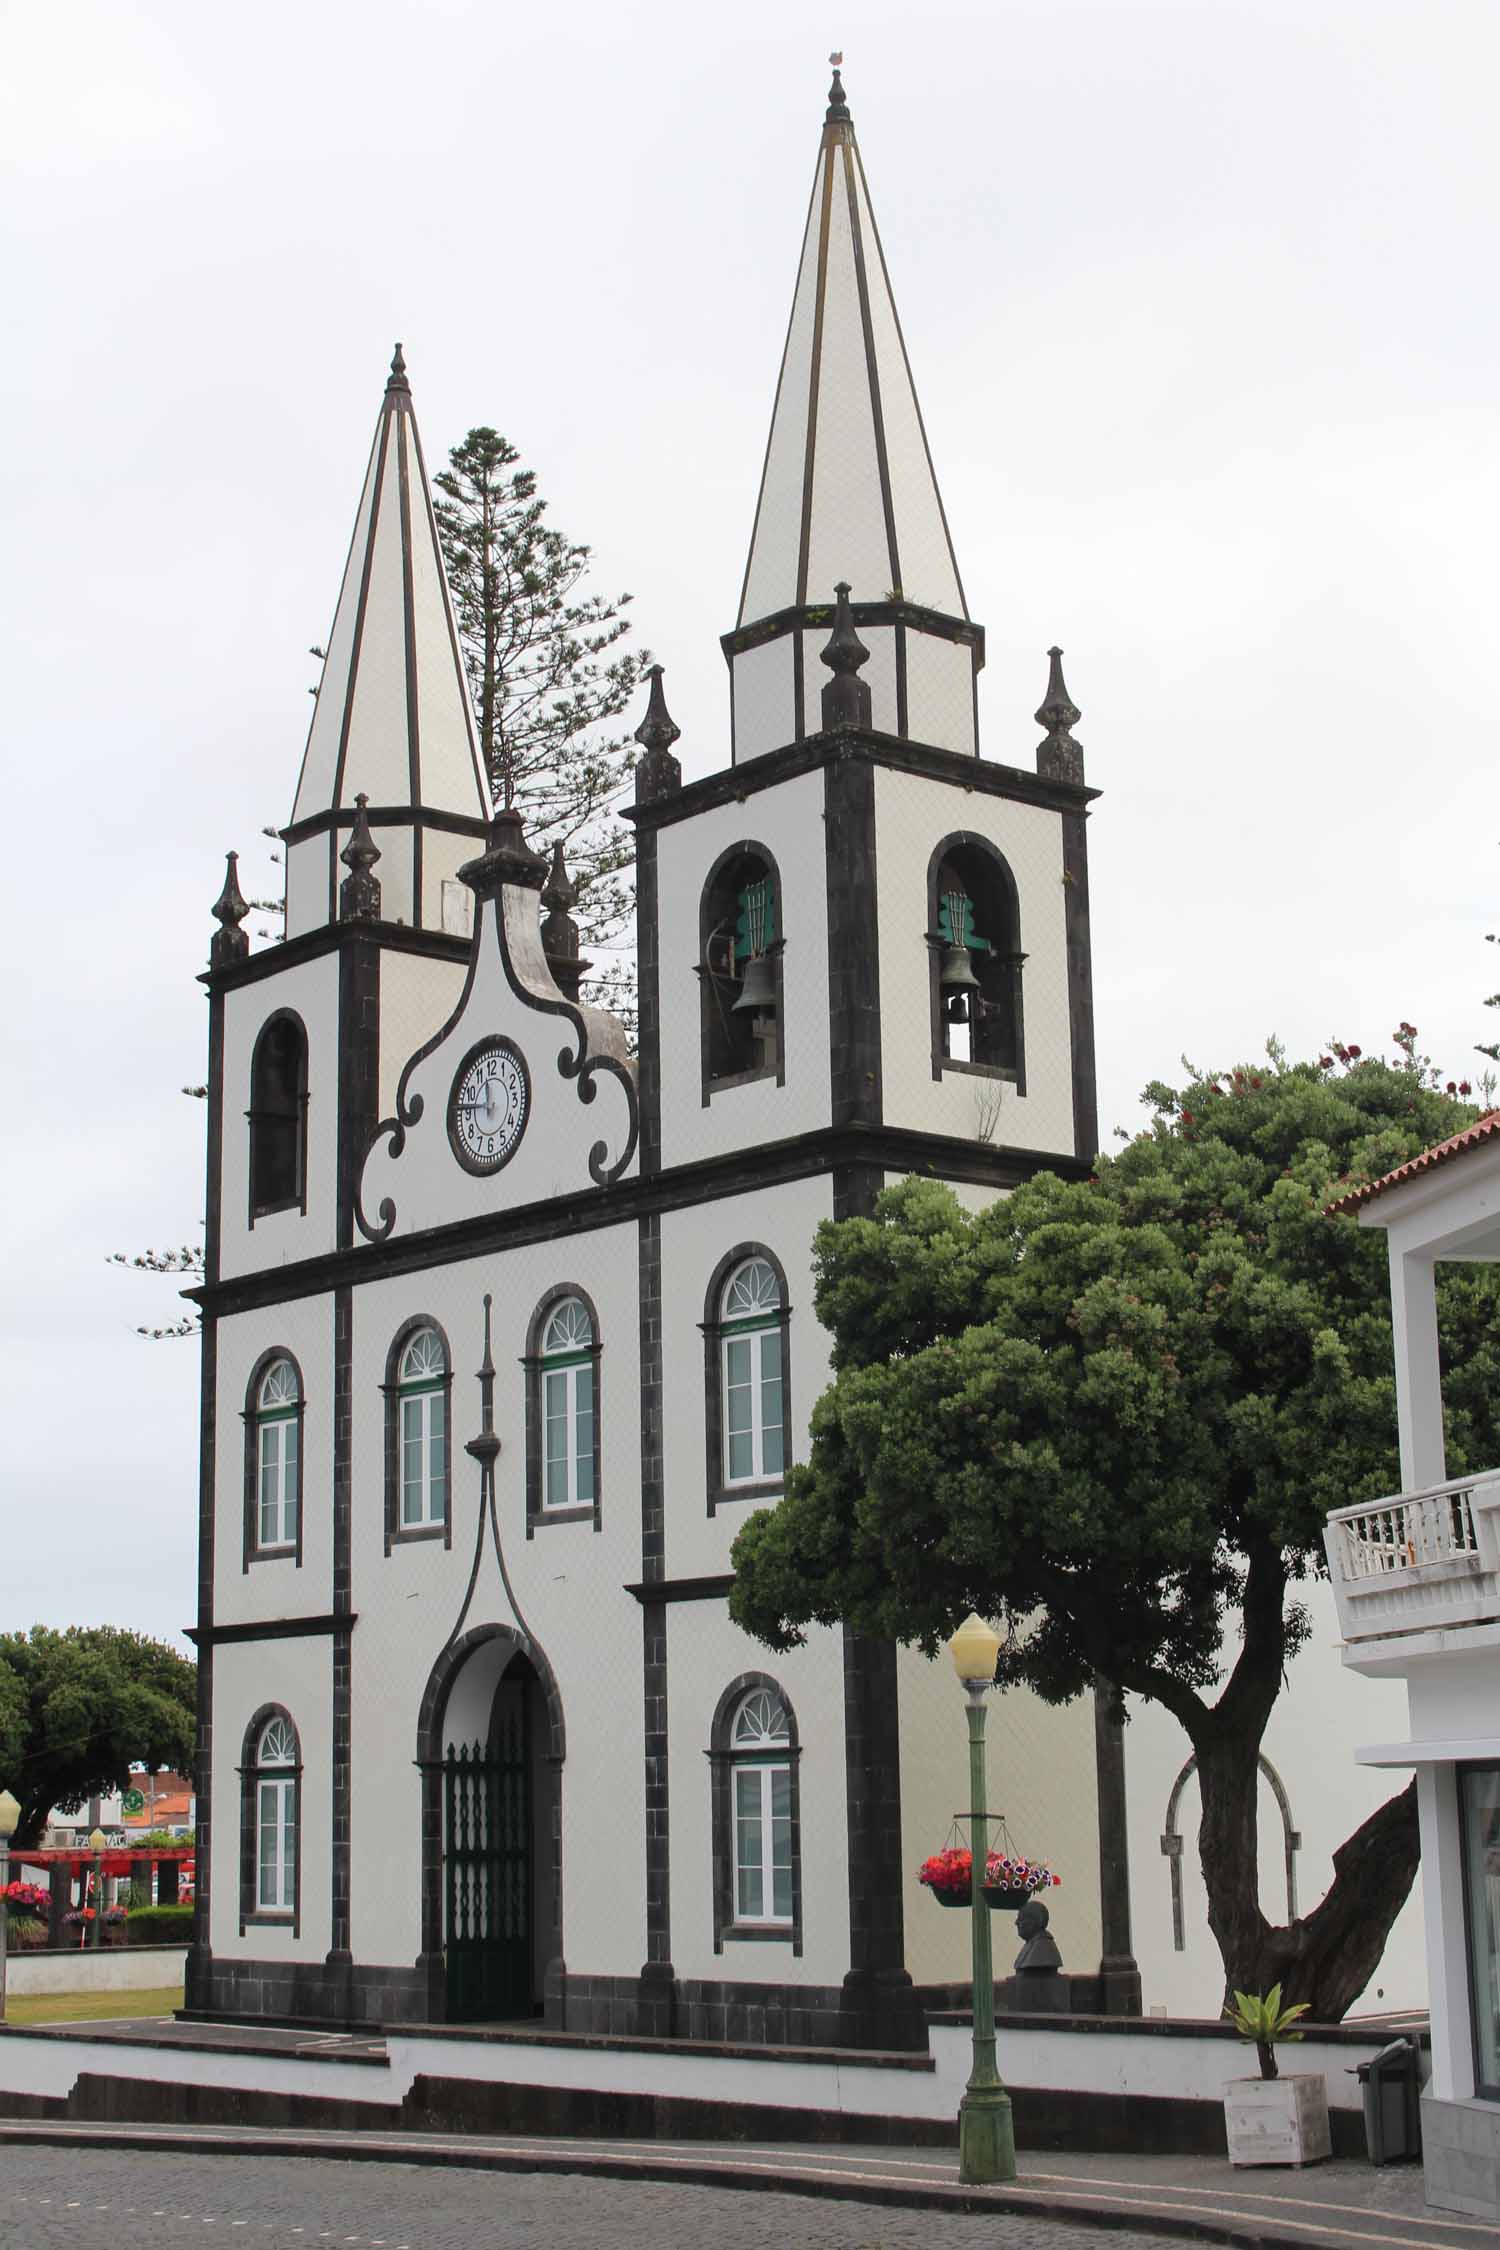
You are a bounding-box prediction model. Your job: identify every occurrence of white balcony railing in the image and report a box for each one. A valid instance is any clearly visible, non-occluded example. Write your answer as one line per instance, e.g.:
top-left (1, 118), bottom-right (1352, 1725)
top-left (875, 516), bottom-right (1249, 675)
top-left (1325, 1469), bottom-right (1500, 1651)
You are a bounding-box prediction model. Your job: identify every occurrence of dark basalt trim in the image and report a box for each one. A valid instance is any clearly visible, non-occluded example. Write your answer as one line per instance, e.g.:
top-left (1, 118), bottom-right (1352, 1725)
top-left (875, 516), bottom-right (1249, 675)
top-left (203, 919), bottom-right (470, 995)
top-left (627, 728), bottom-right (1095, 835)
top-left (636, 1211), bottom-right (673, 2018)
top-left (824, 750), bottom-right (881, 1128)
top-left (194, 1124), bottom-right (1090, 1317)
top-left (337, 934), bottom-right (381, 1252)
top-left (623, 1575), bottom-right (735, 1606)
top-left (330, 1284), bottom-right (354, 1971)
top-left (722, 599), bottom-right (982, 663)
top-left (1060, 806), bottom-right (1100, 1163)
top-left (282, 804), bottom-right (489, 849)
top-left (187, 1614), bottom-right (356, 1647)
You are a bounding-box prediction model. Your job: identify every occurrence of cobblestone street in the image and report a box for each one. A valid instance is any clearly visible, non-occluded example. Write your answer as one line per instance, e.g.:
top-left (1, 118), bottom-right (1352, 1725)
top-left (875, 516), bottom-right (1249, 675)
top-left (0, 2146), bottom-right (1194, 2250)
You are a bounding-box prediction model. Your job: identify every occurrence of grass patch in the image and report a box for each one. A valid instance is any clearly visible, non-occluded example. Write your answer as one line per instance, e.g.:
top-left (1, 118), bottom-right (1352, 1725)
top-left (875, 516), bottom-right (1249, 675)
top-left (2, 1986), bottom-right (183, 2026)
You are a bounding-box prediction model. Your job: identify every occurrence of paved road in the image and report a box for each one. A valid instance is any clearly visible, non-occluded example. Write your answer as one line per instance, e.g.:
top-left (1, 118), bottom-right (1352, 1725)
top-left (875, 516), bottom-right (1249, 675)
top-left (0, 2145), bottom-right (1192, 2250)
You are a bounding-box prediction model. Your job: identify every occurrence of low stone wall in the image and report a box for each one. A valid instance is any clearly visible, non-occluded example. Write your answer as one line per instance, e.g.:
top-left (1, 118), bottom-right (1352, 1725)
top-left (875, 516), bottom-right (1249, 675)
top-left (5, 1945), bottom-right (187, 1998)
top-left (0, 2008), bottom-right (1426, 2155)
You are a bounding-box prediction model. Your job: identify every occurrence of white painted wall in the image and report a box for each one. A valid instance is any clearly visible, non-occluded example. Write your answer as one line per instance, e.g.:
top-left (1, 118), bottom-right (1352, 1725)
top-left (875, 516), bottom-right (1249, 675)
top-left (357, 889), bottom-right (636, 1242)
top-left (342, 1227), bottom-right (644, 1971)
top-left (658, 1174), bottom-right (833, 1584)
top-left (898, 1651), bottom-right (1101, 1989)
top-left (4, 1947), bottom-right (187, 1997)
top-left (378, 950), bottom-right (469, 1120)
top-left (214, 1297), bottom-right (335, 1629)
top-left (666, 1607), bottom-right (849, 1986)
top-left (219, 953), bottom-right (341, 1282)
top-left (873, 766), bottom-right (1076, 1159)
top-left (210, 1636), bottom-right (333, 1962)
top-left (1123, 1582), bottom-right (1426, 2018)
top-left (655, 771), bottom-right (833, 1169)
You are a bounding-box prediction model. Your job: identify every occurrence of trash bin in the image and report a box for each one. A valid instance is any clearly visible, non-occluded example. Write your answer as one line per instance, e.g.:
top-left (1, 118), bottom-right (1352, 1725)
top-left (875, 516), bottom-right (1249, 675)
top-left (1351, 2036), bottom-right (1422, 2163)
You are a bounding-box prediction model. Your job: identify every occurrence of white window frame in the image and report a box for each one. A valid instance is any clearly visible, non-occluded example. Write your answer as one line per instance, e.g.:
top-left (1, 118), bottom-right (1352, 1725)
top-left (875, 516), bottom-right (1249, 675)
top-left (398, 1328), bottom-right (448, 1528)
top-left (541, 1298), bottom-right (595, 1510)
top-left (731, 1688), bottom-right (793, 1925)
top-left (255, 1358), bottom-right (300, 1551)
top-left (254, 1716), bottom-right (297, 1915)
top-left (721, 1259), bottom-right (785, 1487)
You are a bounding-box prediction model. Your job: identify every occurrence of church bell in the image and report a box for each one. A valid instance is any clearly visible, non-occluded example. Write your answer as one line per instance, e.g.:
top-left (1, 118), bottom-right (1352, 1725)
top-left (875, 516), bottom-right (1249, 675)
top-left (733, 952), bottom-right (776, 1015)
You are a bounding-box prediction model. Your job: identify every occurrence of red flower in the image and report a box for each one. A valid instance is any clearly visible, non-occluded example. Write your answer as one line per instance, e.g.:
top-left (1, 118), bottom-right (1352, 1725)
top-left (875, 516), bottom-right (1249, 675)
top-left (1460, 1081), bottom-right (1473, 1096)
top-left (1347, 1044), bottom-right (1362, 1059)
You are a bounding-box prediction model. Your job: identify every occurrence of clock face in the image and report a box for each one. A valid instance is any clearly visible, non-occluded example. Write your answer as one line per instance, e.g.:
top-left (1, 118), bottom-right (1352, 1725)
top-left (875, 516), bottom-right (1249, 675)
top-left (448, 1039), bottom-right (530, 1175)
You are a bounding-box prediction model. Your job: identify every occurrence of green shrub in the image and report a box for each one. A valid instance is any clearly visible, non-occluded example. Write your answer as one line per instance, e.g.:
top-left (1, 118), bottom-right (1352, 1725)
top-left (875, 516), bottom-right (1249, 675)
top-left (125, 1904), bottom-right (194, 1946)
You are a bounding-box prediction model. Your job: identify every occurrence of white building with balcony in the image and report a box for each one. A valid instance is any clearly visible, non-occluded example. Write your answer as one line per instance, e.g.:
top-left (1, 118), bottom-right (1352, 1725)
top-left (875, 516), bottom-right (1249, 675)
top-left (1327, 1114), bottom-right (1500, 2219)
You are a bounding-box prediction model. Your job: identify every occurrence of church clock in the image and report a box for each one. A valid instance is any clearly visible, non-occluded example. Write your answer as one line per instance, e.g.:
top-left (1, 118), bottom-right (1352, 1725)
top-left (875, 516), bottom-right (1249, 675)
top-left (448, 1038), bottom-right (530, 1174)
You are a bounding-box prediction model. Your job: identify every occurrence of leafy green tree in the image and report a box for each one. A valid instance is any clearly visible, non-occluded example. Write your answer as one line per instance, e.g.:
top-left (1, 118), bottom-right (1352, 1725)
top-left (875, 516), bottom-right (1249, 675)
top-left (730, 1042), bottom-right (1500, 2019)
top-left (0, 1628), bottom-right (196, 1850)
top-left (434, 428), bottom-right (648, 1013)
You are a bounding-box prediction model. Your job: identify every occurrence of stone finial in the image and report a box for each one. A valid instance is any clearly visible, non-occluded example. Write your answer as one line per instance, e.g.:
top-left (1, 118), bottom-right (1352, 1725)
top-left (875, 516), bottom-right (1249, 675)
top-left (210, 850), bottom-right (250, 969)
top-left (386, 341), bottom-right (409, 395)
top-left (458, 803), bottom-right (549, 901)
top-left (819, 582), bottom-right (873, 731)
top-left (339, 793), bottom-right (383, 922)
top-left (1035, 646), bottom-right (1084, 784)
top-left (540, 838), bottom-right (592, 1003)
top-left (826, 52), bottom-right (850, 124)
top-left (633, 664), bottom-right (682, 802)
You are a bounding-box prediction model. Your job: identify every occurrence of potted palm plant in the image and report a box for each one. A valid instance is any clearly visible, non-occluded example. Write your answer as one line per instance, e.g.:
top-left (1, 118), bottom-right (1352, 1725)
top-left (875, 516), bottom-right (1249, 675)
top-left (1222, 1986), bottom-right (1331, 2166)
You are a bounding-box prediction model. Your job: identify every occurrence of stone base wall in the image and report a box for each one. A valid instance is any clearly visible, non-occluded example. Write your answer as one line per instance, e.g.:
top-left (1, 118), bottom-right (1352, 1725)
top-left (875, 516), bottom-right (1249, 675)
top-left (1423, 2093), bottom-right (1500, 2220)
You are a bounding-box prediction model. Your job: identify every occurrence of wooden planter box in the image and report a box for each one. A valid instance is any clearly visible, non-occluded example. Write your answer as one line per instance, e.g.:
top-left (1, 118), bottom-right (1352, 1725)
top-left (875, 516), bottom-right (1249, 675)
top-left (1224, 2072), bottom-right (1331, 2166)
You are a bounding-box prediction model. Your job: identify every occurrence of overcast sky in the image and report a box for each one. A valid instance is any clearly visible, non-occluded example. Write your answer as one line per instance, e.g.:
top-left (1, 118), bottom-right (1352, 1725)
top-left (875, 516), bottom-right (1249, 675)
top-left (4, 0), bottom-right (1497, 1649)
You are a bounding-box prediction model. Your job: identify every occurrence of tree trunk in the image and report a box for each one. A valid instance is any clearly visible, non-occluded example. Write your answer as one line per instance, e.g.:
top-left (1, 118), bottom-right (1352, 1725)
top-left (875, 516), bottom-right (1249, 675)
top-left (1194, 1722), bottom-right (1420, 2020)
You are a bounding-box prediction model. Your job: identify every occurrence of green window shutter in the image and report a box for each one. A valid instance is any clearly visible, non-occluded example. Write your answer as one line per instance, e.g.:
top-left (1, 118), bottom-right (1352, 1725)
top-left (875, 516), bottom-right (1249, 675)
top-left (735, 879), bottom-right (776, 963)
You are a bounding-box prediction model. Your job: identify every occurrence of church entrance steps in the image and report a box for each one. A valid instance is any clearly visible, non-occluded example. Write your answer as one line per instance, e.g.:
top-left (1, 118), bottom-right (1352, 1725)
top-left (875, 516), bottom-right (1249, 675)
top-left (0, 2120), bottom-right (1467, 2250)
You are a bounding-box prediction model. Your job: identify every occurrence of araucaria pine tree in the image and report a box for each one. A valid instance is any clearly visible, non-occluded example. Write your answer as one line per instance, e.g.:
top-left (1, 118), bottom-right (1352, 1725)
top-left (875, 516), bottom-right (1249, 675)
top-left (433, 429), bottom-right (647, 1013)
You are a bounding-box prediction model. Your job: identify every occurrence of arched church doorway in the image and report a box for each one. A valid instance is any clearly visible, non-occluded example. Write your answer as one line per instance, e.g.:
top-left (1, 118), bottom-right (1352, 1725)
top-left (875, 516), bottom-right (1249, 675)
top-left (419, 1628), bottom-right (564, 2024)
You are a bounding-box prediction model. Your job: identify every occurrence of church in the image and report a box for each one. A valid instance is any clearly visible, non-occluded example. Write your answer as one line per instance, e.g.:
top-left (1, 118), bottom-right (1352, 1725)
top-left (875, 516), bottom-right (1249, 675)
top-left (186, 66), bottom-right (1134, 2044)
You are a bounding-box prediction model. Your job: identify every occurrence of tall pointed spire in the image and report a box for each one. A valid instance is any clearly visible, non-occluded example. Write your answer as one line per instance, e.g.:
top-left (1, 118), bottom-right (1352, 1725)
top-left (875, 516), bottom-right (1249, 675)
top-left (284, 345), bottom-right (490, 939)
top-left (723, 63), bottom-right (983, 763)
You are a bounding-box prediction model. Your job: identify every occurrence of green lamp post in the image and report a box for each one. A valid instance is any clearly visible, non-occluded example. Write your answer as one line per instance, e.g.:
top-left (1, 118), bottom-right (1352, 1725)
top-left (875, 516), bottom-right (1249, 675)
top-left (947, 1613), bottom-right (1016, 2185)
top-left (0, 1789), bottom-right (20, 2021)
top-left (89, 1828), bottom-right (107, 1950)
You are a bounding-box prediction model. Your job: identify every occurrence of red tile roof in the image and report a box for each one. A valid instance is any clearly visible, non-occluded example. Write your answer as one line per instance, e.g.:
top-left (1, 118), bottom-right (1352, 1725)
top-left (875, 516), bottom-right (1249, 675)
top-left (1328, 1112), bottom-right (1500, 1215)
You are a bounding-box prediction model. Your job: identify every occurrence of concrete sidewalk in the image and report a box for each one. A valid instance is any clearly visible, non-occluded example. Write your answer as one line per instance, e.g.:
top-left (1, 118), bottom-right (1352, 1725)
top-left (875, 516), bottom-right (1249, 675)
top-left (0, 2116), bottom-right (1470, 2250)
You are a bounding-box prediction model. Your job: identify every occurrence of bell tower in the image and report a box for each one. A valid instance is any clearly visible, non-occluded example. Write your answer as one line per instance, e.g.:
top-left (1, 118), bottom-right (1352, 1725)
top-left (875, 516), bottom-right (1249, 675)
top-left (635, 66), bottom-right (1099, 1180)
top-left (724, 63), bottom-right (981, 763)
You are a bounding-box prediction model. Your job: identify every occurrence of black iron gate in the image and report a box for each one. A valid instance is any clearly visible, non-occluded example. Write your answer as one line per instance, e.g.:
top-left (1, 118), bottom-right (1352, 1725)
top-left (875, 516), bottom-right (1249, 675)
top-left (442, 1701), bottom-right (531, 2021)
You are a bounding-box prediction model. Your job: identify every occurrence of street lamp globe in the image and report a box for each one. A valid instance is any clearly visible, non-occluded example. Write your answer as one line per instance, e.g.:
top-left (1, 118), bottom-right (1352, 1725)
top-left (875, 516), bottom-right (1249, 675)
top-left (948, 1613), bottom-right (1001, 1687)
top-left (89, 1828), bottom-right (107, 1853)
top-left (0, 1791), bottom-right (19, 1842)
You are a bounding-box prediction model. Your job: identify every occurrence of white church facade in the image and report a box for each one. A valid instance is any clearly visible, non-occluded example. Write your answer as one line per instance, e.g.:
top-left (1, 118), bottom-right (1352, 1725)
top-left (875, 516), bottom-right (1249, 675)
top-left (187, 64), bottom-right (1183, 2046)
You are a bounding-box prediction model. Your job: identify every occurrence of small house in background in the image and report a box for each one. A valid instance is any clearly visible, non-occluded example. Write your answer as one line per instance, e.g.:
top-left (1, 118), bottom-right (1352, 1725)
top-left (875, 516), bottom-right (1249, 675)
top-left (1326, 1116), bottom-right (1500, 2220)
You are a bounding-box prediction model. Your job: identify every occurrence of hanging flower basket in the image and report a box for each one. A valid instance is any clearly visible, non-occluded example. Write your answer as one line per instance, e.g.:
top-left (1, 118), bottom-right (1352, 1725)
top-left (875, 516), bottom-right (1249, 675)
top-left (917, 1821), bottom-right (1060, 1911)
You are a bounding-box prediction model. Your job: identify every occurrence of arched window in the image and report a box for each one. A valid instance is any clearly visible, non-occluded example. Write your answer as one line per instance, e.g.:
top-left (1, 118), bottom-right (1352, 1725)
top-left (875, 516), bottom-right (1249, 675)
top-left (543, 1298), bottom-right (595, 1509)
top-left (398, 1327), bottom-right (448, 1531)
top-left (927, 836), bottom-right (1025, 1088)
top-left (708, 1674), bottom-right (802, 1952)
top-left (248, 1013), bottom-right (308, 1220)
top-left (255, 1357), bottom-right (300, 1551)
top-left (239, 1706), bottom-right (300, 1931)
top-left (703, 1248), bottom-right (791, 1513)
top-left (731, 1688), bottom-right (793, 1924)
top-left (524, 1289), bottom-right (603, 1534)
top-left (698, 843), bottom-right (785, 1098)
top-left (242, 1348), bottom-right (305, 1569)
top-left (721, 1258), bottom-right (784, 1486)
